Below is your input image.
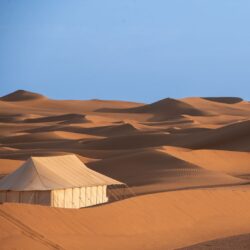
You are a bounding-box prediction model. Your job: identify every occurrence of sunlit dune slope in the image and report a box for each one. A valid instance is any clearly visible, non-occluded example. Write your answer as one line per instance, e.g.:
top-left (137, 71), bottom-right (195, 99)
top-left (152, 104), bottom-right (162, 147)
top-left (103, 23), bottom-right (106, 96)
top-left (0, 158), bottom-right (24, 176)
top-left (163, 146), bottom-right (250, 177)
top-left (1, 189), bottom-right (250, 250)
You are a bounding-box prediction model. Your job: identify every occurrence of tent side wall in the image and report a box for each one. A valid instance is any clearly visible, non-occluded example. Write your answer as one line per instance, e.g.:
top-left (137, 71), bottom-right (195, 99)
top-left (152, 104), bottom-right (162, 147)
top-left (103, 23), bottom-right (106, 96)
top-left (0, 185), bottom-right (128, 208)
top-left (0, 190), bottom-right (51, 205)
top-left (51, 185), bottom-right (109, 208)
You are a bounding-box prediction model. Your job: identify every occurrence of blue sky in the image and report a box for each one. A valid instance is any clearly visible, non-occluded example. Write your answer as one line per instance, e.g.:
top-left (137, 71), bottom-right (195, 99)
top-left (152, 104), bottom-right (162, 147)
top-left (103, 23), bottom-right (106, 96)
top-left (0, 0), bottom-right (249, 102)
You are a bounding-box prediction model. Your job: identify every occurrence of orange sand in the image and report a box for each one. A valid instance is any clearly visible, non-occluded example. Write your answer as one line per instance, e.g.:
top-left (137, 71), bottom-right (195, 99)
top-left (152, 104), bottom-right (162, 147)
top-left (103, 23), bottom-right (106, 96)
top-left (0, 90), bottom-right (250, 249)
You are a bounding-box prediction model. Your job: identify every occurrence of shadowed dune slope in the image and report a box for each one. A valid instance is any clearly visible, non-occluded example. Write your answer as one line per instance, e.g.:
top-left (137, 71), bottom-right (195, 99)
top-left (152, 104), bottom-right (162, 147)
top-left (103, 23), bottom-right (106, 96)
top-left (21, 123), bottom-right (140, 137)
top-left (2, 118), bottom-right (248, 152)
top-left (61, 123), bottom-right (140, 137)
top-left (164, 146), bottom-right (250, 177)
top-left (97, 98), bottom-right (207, 121)
top-left (203, 97), bottom-right (243, 104)
top-left (23, 113), bottom-right (88, 124)
top-left (182, 97), bottom-right (250, 117)
top-left (126, 98), bottom-right (205, 115)
top-left (88, 148), bottom-right (246, 195)
top-left (187, 120), bottom-right (250, 151)
top-left (178, 233), bottom-right (250, 250)
top-left (0, 114), bottom-right (41, 123)
top-left (80, 120), bottom-right (250, 151)
top-left (80, 133), bottom-right (177, 150)
top-left (0, 90), bottom-right (46, 102)
top-left (0, 132), bottom-right (63, 144)
top-left (0, 131), bottom-right (105, 145)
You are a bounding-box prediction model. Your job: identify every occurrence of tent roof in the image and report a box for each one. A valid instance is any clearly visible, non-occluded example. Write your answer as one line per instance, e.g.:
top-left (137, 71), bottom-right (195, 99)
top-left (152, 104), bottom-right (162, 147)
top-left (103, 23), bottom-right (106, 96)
top-left (0, 154), bottom-right (124, 191)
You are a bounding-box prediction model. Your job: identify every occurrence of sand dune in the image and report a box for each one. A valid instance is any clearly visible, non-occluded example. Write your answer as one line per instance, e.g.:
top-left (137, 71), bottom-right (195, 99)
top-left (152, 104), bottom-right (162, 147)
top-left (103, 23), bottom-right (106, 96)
top-left (0, 147), bottom-right (96, 162)
top-left (0, 90), bottom-right (250, 249)
top-left (0, 131), bottom-right (98, 144)
top-left (0, 131), bottom-right (66, 144)
top-left (97, 98), bottom-right (207, 122)
top-left (54, 131), bottom-right (104, 140)
top-left (51, 119), bottom-right (250, 151)
top-left (26, 123), bottom-right (140, 137)
top-left (182, 97), bottom-right (250, 117)
top-left (1, 189), bottom-right (250, 249)
top-left (0, 159), bottom-right (23, 177)
top-left (178, 233), bottom-right (250, 250)
top-left (187, 120), bottom-right (250, 151)
top-left (203, 96), bottom-right (243, 104)
top-left (23, 113), bottom-right (88, 124)
top-left (183, 114), bottom-right (247, 128)
top-left (126, 97), bottom-right (206, 116)
top-left (0, 147), bottom-right (20, 153)
top-left (0, 91), bottom-right (143, 117)
top-left (84, 119), bottom-right (250, 150)
top-left (0, 114), bottom-right (26, 123)
top-left (118, 120), bottom-right (161, 132)
top-left (85, 115), bottom-right (124, 124)
top-left (63, 123), bottom-right (139, 136)
top-left (0, 123), bottom-right (48, 137)
top-left (164, 146), bottom-right (250, 177)
top-left (0, 90), bottom-right (46, 102)
top-left (88, 148), bottom-right (246, 195)
top-left (80, 133), bottom-right (173, 150)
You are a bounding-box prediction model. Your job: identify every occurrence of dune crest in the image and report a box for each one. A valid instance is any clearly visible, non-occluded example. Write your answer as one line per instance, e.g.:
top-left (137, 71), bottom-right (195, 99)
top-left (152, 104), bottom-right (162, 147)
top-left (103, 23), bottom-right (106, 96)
top-left (203, 97), bottom-right (243, 104)
top-left (0, 90), bottom-right (46, 102)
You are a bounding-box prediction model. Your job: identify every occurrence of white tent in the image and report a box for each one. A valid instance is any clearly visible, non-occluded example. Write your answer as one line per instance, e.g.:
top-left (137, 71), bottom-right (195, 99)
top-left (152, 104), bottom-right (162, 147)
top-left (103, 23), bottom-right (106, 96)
top-left (0, 154), bottom-right (127, 208)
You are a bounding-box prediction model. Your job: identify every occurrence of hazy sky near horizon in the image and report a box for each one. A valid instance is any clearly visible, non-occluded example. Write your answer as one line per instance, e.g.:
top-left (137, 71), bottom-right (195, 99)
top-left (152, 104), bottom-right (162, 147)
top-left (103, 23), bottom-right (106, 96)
top-left (0, 0), bottom-right (250, 102)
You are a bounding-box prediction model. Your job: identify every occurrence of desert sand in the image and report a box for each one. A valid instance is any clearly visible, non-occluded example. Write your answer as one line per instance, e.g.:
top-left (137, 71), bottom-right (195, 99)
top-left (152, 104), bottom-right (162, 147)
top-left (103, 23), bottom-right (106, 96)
top-left (0, 90), bottom-right (250, 249)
